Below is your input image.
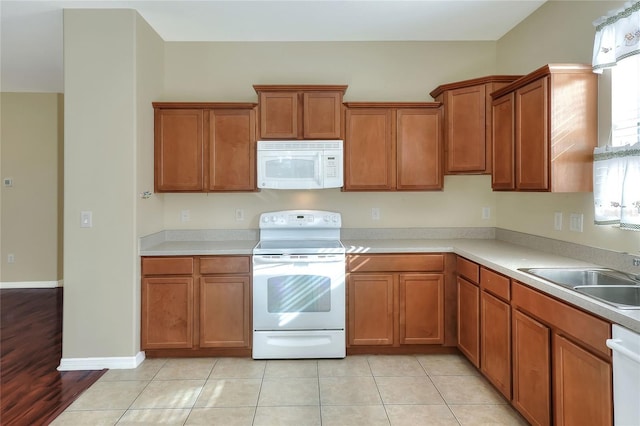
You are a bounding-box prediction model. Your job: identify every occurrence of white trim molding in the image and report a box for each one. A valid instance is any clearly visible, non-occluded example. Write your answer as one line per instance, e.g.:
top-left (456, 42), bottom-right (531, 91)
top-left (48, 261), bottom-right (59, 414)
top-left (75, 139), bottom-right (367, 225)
top-left (0, 280), bottom-right (63, 289)
top-left (57, 351), bottom-right (145, 371)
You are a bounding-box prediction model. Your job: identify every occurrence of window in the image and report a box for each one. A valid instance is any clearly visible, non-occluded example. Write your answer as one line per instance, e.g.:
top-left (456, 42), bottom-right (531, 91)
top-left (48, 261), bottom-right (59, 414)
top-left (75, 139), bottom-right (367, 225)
top-left (611, 55), bottom-right (640, 147)
top-left (592, 0), bottom-right (640, 230)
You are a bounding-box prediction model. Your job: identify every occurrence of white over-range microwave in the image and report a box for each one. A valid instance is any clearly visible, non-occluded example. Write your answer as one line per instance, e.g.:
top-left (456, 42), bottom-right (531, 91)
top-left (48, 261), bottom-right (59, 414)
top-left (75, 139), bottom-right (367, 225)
top-left (256, 140), bottom-right (343, 189)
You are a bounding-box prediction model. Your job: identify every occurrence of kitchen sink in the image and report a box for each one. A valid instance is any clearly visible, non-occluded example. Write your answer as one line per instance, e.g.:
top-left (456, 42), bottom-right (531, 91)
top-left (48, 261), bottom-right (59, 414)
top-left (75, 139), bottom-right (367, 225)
top-left (574, 286), bottom-right (640, 310)
top-left (518, 267), bottom-right (637, 288)
top-left (518, 267), bottom-right (640, 310)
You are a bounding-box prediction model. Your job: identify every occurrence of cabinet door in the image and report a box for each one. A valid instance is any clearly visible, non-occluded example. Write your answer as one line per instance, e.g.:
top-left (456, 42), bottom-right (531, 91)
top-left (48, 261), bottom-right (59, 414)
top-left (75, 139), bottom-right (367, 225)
top-left (141, 277), bottom-right (194, 349)
top-left (208, 109), bottom-right (256, 191)
top-left (481, 291), bottom-right (511, 399)
top-left (348, 274), bottom-right (395, 345)
top-left (200, 276), bottom-right (250, 348)
top-left (457, 277), bottom-right (480, 367)
top-left (515, 77), bottom-right (549, 190)
top-left (155, 109), bottom-right (204, 191)
top-left (396, 108), bottom-right (443, 190)
top-left (259, 92), bottom-right (298, 139)
top-left (492, 94), bottom-right (515, 190)
top-left (553, 334), bottom-right (613, 426)
top-left (344, 108), bottom-right (395, 190)
top-left (512, 309), bottom-right (551, 426)
top-left (445, 85), bottom-right (486, 173)
top-left (399, 273), bottom-right (444, 344)
top-left (303, 92), bottom-right (342, 139)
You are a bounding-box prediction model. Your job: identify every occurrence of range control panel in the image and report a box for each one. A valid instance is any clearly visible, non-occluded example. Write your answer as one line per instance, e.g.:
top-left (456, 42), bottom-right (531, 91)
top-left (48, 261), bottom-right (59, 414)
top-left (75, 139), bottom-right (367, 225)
top-left (259, 210), bottom-right (341, 229)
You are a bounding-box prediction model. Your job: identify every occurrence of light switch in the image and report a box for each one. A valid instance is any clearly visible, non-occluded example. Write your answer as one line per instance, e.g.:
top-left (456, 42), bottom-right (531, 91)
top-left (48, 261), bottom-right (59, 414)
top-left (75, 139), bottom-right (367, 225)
top-left (80, 211), bottom-right (92, 228)
top-left (554, 212), bottom-right (563, 230)
top-left (569, 213), bottom-right (583, 232)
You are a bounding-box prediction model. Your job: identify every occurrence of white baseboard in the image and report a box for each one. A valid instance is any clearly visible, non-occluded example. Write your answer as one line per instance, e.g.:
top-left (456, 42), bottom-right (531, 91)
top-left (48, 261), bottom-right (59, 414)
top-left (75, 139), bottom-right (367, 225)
top-left (57, 351), bottom-right (145, 371)
top-left (0, 280), bottom-right (63, 289)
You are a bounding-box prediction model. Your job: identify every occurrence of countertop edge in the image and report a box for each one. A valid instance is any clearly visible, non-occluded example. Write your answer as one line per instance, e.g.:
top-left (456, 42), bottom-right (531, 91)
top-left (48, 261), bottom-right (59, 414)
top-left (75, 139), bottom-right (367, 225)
top-left (139, 237), bottom-right (640, 333)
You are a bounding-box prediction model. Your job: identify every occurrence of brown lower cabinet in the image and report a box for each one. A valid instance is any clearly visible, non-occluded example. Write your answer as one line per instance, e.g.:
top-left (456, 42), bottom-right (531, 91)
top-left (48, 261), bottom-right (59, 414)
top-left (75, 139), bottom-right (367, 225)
top-left (456, 257), bottom-right (512, 398)
top-left (141, 255), bottom-right (251, 356)
top-left (511, 281), bottom-right (612, 426)
top-left (512, 308), bottom-right (551, 425)
top-left (347, 254), bottom-right (449, 351)
top-left (455, 257), bottom-right (613, 425)
top-left (457, 257), bottom-right (480, 367)
top-left (480, 268), bottom-right (511, 400)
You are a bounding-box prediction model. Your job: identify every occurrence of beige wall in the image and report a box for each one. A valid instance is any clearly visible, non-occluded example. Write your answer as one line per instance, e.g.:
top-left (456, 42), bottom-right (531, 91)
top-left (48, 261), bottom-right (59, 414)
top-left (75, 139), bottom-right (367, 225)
top-left (495, 0), bottom-right (639, 255)
top-left (0, 92), bottom-right (63, 283)
top-left (162, 176), bottom-right (496, 229)
top-left (63, 9), bottom-right (164, 359)
top-left (161, 41), bottom-right (500, 230)
top-left (163, 41), bottom-right (499, 102)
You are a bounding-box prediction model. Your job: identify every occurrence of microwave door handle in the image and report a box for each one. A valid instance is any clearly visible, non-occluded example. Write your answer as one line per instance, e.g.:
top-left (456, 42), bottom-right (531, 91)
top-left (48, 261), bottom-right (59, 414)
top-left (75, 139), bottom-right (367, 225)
top-left (317, 153), bottom-right (323, 185)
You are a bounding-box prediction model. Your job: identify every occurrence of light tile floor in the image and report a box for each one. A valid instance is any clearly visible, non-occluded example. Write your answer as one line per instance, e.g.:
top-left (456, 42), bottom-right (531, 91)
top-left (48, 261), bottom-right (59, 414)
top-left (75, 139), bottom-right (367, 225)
top-left (51, 354), bottom-right (528, 425)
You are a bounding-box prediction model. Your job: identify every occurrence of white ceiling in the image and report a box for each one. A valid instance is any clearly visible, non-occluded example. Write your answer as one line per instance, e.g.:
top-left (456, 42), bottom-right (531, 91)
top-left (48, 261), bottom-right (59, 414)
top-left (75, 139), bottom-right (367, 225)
top-left (0, 0), bottom-right (547, 93)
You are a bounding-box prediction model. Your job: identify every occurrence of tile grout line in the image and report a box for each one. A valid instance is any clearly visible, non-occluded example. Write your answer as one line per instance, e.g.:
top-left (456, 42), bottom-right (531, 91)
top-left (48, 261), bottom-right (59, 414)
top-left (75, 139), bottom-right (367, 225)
top-left (415, 355), bottom-right (463, 425)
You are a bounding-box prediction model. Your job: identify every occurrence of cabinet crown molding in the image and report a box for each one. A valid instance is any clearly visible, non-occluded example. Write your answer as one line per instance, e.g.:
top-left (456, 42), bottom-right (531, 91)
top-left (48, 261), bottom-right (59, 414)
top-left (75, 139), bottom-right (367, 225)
top-left (152, 102), bottom-right (257, 109)
top-left (490, 63), bottom-right (593, 99)
top-left (344, 101), bottom-right (441, 109)
top-left (253, 84), bottom-right (348, 93)
top-left (429, 75), bottom-right (522, 99)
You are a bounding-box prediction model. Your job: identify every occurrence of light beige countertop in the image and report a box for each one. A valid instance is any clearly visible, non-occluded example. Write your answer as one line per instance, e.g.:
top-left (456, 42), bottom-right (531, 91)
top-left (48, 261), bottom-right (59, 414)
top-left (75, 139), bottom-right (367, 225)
top-left (140, 240), bottom-right (257, 256)
top-left (139, 231), bottom-right (640, 333)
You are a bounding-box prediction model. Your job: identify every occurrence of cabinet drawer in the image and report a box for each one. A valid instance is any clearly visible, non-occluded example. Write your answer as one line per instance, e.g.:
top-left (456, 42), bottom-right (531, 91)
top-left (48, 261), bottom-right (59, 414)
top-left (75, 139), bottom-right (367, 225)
top-left (200, 256), bottom-right (250, 274)
top-left (457, 257), bottom-right (479, 283)
top-left (348, 254), bottom-right (443, 272)
top-left (512, 281), bottom-right (611, 358)
top-left (481, 268), bottom-right (510, 301)
top-left (142, 257), bottom-right (194, 276)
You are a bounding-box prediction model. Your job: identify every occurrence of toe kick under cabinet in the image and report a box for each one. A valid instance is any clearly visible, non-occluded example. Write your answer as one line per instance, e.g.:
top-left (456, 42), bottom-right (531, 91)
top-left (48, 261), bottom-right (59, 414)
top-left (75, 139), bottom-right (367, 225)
top-left (141, 255), bottom-right (251, 357)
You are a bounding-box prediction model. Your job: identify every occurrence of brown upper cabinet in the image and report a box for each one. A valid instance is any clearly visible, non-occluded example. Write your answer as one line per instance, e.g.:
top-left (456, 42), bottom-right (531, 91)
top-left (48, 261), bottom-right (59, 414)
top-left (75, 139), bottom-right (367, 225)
top-left (253, 85), bottom-right (347, 140)
top-left (430, 76), bottom-right (521, 175)
top-left (490, 64), bottom-right (598, 192)
top-left (343, 102), bottom-right (443, 191)
top-left (153, 102), bottom-right (258, 193)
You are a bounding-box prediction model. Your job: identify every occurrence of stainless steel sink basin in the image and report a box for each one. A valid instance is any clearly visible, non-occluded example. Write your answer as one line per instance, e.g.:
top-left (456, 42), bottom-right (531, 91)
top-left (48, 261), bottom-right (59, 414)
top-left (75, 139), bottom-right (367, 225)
top-left (574, 286), bottom-right (640, 310)
top-left (518, 267), bottom-right (640, 310)
top-left (518, 267), bottom-right (637, 288)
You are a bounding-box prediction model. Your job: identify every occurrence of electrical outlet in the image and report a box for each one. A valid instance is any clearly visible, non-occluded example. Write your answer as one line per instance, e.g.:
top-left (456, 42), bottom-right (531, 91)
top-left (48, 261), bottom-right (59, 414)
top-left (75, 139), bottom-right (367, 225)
top-left (371, 208), bottom-right (380, 221)
top-left (7, 254), bottom-right (15, 263)
top-left (633, 258), bottom-right (640, 267)
top-left (569, 213), bottom-right (583, 232)
top-left (235, 209), bottom-right (245, 221)
top-left (80, 211), bottom-right (92, 228)
top-left (554, 212), bottom-right (563, 230)
top-left (482, 207), bottom-right (491, 220)
top-left (3, 177), bottom-right (13, 187)
top-left (180, 210), bottom-right (190, 222)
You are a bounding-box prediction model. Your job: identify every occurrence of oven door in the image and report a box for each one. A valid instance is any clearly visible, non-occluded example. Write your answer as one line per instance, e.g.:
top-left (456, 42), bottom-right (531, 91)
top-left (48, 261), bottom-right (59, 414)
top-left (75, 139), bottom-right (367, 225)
top-left (252, 254), bottom-right (345, 331)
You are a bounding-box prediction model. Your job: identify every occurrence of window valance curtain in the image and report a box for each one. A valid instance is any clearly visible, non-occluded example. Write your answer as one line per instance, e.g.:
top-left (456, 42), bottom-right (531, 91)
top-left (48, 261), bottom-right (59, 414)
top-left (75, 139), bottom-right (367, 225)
top-left (593, 143), bottom-right (640, 230)
top-left (592, 0), bottom-right (640, 72)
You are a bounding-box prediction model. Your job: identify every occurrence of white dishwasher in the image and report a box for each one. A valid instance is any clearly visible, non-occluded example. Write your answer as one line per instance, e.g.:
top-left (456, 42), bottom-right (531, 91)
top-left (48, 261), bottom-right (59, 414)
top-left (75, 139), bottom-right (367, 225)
top-left (606, 324), bottom-right (640, 426)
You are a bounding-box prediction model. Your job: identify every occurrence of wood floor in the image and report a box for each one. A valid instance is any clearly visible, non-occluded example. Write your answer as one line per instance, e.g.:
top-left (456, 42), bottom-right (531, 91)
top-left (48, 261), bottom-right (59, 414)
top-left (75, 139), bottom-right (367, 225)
top-left (0, 288), bottom-right (106, 426)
